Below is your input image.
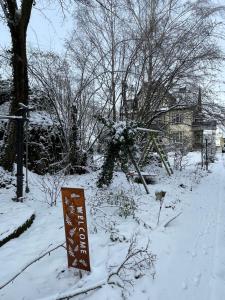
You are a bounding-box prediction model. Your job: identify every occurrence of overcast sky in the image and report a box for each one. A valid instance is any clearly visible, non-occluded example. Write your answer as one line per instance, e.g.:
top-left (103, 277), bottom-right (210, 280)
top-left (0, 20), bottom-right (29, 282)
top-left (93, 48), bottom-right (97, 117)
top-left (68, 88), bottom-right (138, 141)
top-left (0, 2), bottom-right (73, 53)
top-left (0, 1), bottom-right (225, 103)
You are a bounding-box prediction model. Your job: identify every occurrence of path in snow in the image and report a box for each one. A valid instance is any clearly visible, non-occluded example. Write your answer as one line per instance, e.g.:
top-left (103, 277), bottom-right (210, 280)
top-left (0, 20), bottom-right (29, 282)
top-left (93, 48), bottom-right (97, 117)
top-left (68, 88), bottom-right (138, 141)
top-left (145, 154), bottom-right (225, 300)
top-left (1, 155), bottom-right (225, 300)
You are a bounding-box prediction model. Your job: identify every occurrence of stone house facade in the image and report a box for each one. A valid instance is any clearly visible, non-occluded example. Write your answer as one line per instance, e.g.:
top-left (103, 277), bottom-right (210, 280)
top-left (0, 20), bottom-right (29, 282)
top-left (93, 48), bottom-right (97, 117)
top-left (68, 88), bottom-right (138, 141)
top-left (121, 83), bottom-right (217, 151)
top-left (154, 105), bottom-right (217, 151)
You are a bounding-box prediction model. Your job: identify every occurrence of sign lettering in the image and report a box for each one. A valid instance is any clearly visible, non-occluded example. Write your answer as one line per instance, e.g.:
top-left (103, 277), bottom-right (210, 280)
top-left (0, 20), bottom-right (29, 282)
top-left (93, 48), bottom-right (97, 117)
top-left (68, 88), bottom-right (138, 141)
top-left (61, 187), bottom-right (91, 271)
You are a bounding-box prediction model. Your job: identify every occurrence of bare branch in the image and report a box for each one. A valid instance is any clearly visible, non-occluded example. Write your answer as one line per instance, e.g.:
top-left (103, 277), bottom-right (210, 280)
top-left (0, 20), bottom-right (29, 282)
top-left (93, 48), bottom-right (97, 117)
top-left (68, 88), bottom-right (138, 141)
top-left (0, 242), bottom-right (65, 290)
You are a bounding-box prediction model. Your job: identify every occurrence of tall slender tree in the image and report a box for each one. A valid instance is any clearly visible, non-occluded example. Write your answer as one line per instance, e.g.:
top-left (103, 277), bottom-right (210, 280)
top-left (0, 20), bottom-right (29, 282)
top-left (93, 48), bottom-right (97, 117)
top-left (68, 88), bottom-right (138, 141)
top-left (68, 0), bottom-right (224, 129)
top-left (0, 0), bottom-right (34, 171)
top-left (0, 0), bottom-right (105, 171)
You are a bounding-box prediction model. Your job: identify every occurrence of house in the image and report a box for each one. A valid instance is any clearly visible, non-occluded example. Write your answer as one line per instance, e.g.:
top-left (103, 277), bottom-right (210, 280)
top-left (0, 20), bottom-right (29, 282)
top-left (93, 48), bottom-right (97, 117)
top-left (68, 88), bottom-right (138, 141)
top-left (162, 88), bottom-right (217, 151)
top-left (215, 125), bottom-right (225, 151)
top-left (121, 83), bottom-right (217, 151)
top-left (161, 103), bottom-right (217, 151)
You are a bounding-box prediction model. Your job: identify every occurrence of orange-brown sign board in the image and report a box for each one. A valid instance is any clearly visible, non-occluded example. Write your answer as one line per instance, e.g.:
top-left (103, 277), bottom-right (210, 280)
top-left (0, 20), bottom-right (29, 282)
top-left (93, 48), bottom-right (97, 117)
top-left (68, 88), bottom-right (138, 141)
top-left (61, 187), bottom-right (91, 272)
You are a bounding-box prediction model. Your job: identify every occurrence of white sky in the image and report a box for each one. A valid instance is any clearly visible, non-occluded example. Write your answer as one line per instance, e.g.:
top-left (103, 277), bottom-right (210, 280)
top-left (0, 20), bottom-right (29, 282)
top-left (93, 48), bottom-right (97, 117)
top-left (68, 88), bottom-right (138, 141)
top-left (0, 1), bottom-right (225, 103)
top-left (0, 2), bottom-right (73, 53)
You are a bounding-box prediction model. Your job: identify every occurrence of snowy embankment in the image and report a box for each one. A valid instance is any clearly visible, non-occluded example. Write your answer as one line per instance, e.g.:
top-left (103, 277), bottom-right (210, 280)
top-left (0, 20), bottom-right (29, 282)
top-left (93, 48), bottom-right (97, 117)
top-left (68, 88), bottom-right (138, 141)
top-left (0, 198), bottom-right (35, 247)
top-left (0, 152), bottom-right (225, 300)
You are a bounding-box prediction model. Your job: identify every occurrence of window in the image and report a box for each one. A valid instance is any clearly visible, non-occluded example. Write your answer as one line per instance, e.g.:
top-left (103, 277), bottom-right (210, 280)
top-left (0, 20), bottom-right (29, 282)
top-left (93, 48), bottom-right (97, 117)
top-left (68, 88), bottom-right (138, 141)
top-left (172, 131), bottom-right (184, 144)
top-left (194, 132), bottom-right (202, 145)
top-left (171, 112), bottom-right (183, 124)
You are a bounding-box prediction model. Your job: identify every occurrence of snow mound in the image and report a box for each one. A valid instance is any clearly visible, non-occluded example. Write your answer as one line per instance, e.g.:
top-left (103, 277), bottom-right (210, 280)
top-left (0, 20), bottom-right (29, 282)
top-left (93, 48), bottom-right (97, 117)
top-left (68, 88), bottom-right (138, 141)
top-left (0, 200), bottom-right (35, 247)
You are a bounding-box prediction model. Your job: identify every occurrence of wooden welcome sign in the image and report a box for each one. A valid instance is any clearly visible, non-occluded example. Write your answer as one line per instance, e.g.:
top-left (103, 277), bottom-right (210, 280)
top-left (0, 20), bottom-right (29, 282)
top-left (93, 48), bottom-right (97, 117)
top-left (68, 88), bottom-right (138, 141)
top-left (61, 187), bottom-right (91, 272)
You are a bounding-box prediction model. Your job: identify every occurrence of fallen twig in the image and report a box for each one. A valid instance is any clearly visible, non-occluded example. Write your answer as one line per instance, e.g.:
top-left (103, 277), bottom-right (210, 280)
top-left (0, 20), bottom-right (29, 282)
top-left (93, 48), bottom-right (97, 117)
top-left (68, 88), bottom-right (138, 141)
top-left (0, 241), bottom-right (65, 290)
top-left (40, 237), bottom-right (156, 300)
top-left (40, 280), bottom-right (107, 300)
top-left (163, 212), bottom-right (182, 228)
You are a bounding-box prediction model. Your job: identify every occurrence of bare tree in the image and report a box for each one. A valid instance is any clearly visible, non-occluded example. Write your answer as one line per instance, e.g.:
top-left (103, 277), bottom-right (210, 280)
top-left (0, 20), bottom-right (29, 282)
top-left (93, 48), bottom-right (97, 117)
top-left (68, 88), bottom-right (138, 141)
top-left (0, 0), bottom-right (34, 171)
top-left (28, 51), bottom-right (85, 172)
top-left (29, 49), bottom-right (109, 168)
top-left (122, 0), bottom-right (225, 127)
top-left (67, 0), bottom-right (140, 122)
top-left (0, 0), bottom-right (106, 171)
top-left (67, 0), bottom-right (224, 132)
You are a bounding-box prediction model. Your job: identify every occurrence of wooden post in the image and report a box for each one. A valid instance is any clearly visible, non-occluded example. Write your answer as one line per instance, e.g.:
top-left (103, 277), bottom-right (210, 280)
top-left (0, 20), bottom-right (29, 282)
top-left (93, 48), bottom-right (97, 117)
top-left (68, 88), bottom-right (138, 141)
top-left (138, 133), bottom-right (152, 166)
top-left (127, 147), bottom-right (149, 194)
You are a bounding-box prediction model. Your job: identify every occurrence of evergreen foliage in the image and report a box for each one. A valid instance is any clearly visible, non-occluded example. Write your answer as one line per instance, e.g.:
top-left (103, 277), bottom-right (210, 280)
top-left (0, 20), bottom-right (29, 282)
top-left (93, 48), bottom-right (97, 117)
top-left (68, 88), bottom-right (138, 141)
top-left (96, 116), bottom-right (137, 188)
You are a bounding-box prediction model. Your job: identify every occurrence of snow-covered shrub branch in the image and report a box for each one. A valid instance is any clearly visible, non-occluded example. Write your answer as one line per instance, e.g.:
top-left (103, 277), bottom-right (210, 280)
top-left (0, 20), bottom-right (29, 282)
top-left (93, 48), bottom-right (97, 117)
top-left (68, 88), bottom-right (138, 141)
top-left (90, 189), bottom-right (137, 235)
top-left (0, 242), bottom-right (65, 291)
top-left (96, 116), bottom-right (138, 188)
top-left (108, 235), bottom-right (156, 290)
top-left (39, 171), bottom-right (67, 206)
top-left (44, 237), bottom-right (156, 300)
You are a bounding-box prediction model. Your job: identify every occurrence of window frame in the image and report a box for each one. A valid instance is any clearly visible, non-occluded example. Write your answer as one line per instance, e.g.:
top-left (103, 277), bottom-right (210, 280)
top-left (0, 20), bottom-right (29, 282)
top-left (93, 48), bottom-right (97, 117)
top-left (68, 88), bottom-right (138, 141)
top-left (171, 112), bottom-right (183, 124)
top-left (172, 131), bottom-right (184, 144)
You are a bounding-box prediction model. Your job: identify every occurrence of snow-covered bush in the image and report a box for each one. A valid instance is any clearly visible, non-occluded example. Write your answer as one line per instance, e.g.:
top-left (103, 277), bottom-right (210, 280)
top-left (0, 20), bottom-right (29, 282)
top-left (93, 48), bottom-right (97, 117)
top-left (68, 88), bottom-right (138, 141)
top-left (108, 235), bottom-right (156, 292)
top-left (192, 162), bottom-right (204, 184)
top-left (28, 122), bottom-right (63, 174)
top-left (107, 190), bottom-right (137, 219)
top-left (90, 189), bottom-right (137, 234)
top-left (96, 116), bottom-right (137, 188)
top-left (0, 166), bottom-right (15, 189)
top-left (90, 193), bottom-right (118, 233)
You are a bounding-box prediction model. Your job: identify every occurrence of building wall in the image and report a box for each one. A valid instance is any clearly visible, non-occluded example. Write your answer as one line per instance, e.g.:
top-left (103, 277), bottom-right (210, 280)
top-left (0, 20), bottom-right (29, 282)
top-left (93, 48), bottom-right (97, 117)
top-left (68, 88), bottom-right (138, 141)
top-left (162, 109), bottom-right (194, 150)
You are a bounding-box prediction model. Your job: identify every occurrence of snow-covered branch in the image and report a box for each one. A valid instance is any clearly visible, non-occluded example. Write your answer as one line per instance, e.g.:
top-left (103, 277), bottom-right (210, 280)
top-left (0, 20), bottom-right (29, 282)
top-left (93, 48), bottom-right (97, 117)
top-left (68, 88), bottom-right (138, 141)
top-left (0, 0), bottom-right (8, 19)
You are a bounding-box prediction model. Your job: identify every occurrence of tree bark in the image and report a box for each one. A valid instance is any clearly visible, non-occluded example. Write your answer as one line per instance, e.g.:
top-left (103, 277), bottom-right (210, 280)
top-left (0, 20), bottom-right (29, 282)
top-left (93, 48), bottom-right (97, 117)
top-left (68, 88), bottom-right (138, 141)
top-left (0, 30), bottom-right (28, 171)
top-left (0, 0), bottom-right (33, 171)
top-left (68, 104), bottom-right (80, 171)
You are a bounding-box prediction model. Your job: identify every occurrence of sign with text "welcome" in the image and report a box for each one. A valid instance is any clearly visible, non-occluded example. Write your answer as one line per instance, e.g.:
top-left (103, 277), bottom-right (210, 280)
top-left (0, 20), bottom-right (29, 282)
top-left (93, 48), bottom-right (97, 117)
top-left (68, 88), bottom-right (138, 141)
top-left (61, 187), bottom-right (91, 272)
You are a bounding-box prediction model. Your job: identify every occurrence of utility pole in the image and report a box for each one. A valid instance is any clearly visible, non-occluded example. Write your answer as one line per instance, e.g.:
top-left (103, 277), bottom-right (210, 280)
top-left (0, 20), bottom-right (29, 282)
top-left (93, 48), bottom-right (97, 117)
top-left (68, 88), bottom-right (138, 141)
top-left (0, 104), bottom-right (32, 201)
top-left (15, 104), bottom-right (33, 201)
top-left (15, 115), bottom-right (25, 201)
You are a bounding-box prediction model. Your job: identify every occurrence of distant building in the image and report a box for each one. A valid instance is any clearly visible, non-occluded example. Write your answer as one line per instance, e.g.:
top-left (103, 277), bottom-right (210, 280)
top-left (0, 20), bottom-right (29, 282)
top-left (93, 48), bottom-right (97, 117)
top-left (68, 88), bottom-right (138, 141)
top-left (121, 83), bottom-right (217, 151)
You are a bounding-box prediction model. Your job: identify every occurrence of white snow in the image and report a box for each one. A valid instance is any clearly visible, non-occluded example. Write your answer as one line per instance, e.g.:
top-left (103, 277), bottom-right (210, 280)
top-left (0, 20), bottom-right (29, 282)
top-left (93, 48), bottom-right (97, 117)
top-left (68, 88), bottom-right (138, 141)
top-left (0, 198), bottom-right (34, 243)
top-left (0, 152), bottom-right (225, 299)
top-left (29, 111), bottom-right (55, 126)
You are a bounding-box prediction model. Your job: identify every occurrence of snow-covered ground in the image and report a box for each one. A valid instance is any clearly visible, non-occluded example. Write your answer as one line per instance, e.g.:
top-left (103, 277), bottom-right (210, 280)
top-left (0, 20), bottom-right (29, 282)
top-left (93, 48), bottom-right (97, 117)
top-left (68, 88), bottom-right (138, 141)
top-left (0, 152), bottom-right (225, 300)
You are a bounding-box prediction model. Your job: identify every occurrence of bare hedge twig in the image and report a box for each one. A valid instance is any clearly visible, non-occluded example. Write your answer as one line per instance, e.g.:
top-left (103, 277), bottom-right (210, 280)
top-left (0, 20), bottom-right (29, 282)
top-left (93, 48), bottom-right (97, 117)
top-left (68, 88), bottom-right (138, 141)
top-left (40, 237), bottom-right (156, 300)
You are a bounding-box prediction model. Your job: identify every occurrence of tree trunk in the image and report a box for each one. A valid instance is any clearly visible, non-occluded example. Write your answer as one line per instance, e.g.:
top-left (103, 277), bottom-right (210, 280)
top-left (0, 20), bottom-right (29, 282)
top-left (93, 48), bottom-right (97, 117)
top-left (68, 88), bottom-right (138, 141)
top-left (0, 27), bottom-right (29, 171)
top-left (68, 104), bottom-right (83, 173)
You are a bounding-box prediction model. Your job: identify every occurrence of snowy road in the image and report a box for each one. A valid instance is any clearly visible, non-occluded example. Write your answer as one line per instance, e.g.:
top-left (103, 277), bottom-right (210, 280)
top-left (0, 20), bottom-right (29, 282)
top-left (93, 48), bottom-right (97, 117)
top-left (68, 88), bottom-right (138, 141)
top-left (146, 155), bottom-right (225, 300)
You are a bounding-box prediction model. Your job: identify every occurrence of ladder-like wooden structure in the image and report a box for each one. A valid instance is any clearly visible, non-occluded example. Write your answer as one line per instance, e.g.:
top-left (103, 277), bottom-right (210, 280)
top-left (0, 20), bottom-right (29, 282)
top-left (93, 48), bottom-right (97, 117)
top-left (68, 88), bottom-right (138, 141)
top-left (138, 132), bottom-right (173, 176)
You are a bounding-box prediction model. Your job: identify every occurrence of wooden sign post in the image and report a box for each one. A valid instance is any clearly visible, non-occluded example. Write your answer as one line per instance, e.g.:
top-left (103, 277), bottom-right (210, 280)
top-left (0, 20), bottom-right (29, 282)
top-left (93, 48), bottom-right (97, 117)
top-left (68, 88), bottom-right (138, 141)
top-left (61, 187), bottom-right (91, 272)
